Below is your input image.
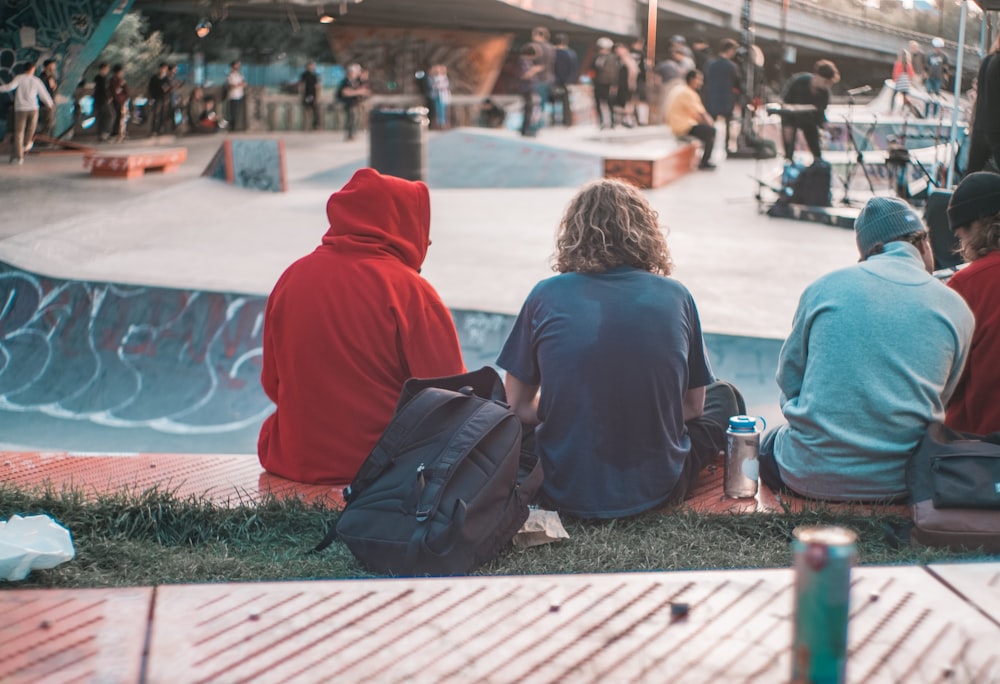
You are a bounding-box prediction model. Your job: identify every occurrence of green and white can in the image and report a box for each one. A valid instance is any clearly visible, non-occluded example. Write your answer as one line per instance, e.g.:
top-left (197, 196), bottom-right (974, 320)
top-left (791, 525), bottom-right (857, 684)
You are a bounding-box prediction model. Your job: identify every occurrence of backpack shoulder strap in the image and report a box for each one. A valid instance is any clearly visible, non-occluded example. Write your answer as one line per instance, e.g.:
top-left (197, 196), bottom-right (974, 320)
top-left (345, 388), bottom-right (468, 503)
top-left (414, 400), bottom-right (517, 521)
top-left (401, 400), bottom-right (518, 569)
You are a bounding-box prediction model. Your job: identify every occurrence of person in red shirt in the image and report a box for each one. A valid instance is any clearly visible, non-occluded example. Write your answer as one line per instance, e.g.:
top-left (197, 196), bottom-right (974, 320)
top-left (258, 168), bottom-right (466, 484)
top-left (945, 171), bottom-right (1000, 435)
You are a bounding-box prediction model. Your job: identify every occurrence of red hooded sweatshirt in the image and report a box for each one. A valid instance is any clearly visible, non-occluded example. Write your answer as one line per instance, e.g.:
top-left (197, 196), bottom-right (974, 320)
top-left (258, 168), bottom-right (466, 485)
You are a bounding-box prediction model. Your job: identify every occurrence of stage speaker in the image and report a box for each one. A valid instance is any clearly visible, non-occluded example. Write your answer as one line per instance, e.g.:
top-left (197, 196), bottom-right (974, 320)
top-left (924, 188), bottom-right (963, 271)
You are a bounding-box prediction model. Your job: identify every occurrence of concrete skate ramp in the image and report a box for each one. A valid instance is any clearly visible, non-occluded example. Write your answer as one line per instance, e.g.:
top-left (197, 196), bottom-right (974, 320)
top-left (0, 262), bottom-right (780, 454)
top-left (303, 129), bottom-right (604, 190)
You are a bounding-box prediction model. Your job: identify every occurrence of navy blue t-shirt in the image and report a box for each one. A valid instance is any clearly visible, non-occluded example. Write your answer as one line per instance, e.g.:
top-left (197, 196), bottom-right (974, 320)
top-left (497, 267), bottom-right (714, 518)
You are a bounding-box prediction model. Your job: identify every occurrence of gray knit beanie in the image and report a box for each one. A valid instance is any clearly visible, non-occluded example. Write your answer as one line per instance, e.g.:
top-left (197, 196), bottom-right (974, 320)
top-left (855, 196), bottom-right (924, 256)
top-left (947, 171), bottom-right (1000, 231)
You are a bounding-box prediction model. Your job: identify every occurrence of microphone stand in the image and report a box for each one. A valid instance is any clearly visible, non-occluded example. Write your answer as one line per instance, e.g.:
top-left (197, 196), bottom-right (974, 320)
top-left (839, 90), bottom-right (877, 206)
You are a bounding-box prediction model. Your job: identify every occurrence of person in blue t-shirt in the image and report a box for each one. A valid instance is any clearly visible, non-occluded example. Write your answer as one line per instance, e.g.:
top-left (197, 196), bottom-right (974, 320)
top-left (497, 178), bottom-right (744, 519)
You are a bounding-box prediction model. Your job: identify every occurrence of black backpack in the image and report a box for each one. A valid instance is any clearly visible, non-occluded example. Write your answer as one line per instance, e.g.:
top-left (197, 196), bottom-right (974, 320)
top-left (325, 367), bottom-right (542, 576)
top-left (789, 160), bottom-right (832, 207)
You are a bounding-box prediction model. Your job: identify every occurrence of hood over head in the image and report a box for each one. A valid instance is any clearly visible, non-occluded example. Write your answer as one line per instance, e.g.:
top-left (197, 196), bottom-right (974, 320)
top-left (322, 167), bottom-right (431, 270)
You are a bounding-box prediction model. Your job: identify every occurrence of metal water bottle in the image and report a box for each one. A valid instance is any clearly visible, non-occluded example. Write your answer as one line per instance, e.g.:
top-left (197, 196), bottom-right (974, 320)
top-left (724, 415), bottom-right (764, 498)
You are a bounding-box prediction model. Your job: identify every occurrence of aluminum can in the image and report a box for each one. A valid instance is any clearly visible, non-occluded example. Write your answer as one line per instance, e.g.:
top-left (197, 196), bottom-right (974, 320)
top-left (724, 415), bottom-right (763, 498)
top-left (791, 526), bottom-right (858, 684)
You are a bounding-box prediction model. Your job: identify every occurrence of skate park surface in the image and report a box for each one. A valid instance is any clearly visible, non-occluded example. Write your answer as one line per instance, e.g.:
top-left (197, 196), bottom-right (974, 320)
top-left (6, 127), bottom-right (1000, 684)
top-left (0, 124), bottom-right (864, 453)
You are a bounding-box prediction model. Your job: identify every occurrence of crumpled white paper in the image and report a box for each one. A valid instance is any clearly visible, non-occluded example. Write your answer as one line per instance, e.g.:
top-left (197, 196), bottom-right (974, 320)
top-left (513, 508), bottom-right (570, 549)
top-left (0, 514), bottom-right (76, 581)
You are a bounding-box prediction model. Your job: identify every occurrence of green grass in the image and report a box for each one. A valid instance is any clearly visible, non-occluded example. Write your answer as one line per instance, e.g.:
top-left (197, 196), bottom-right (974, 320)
top-left (0, 483), bottom-right (990, 589)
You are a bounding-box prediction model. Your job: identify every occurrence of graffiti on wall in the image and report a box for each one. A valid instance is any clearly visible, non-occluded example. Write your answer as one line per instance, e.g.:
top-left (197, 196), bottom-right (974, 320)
top-left (0, 261), bottom-right (519, 444)
top-left (0, 263), bottom-right (272, 435)
top-left (327, 26), bottom-right (514, 98)
top-left (0, 260), bottom-right (786, 450)
top-left (0, 0), bottom-right (133, 138)
top-left (203, 139), bottom-right (287, 193)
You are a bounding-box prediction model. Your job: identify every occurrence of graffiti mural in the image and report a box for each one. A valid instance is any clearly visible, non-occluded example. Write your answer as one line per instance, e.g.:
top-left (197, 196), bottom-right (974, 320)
top-left (0, 262), bottom-right (271, 436)
top-left (328, 27), bottom-right (513, 98)
top-left (0, 261), bottom-right (520, 451)
top-left (0, 0), bottom-right (133, 138)
top-left (203, 139), bottom-right (287, 193)
top-left (0, 261), bottom-right (783, 452)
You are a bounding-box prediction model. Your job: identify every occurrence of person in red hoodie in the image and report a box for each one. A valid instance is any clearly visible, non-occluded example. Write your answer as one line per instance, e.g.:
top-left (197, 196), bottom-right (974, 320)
top-left (258, 168), bottom-right (466, 485)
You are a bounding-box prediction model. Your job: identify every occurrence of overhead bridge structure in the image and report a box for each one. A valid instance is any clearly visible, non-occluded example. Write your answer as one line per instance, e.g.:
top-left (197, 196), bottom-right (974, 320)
top-left (0, 0), bottom-right (983, 136)
top-left (130, 0), bottom-right (981, 67)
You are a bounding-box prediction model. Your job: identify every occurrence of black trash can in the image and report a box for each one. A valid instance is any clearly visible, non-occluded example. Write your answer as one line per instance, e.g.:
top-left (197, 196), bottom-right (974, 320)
top-left (368, 107), bottom-right (428, 181)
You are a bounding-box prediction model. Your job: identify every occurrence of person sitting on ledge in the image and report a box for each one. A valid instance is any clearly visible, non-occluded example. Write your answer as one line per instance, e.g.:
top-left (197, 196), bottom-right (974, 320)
top-left (944, 171), bottom-right (1000, 435)
top-left (497, 178), bottom-right (744, 519)
top-left (759, 197), bottom-right (974, 502)
top-left (257, 168), bottom-right (466, 485)
top-left (186, 87), bottom-right (222, 134)
top-left (665, 68), bottom-right (717, 170)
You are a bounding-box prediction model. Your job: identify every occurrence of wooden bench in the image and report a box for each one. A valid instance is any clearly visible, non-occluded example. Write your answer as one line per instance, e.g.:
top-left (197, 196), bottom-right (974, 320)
top-left (83, 148), bottom-right (187, 179)
top-left (603, 139), bottom-right (700, 189)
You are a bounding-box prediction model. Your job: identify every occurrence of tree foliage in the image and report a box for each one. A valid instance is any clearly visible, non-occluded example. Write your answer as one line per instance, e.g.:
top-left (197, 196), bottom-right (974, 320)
top-left (91, 12), bottom-right (167, 90)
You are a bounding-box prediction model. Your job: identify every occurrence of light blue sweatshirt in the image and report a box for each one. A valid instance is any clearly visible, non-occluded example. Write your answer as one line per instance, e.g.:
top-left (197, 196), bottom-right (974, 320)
top-left (772, 241), bottom-right (974, 501)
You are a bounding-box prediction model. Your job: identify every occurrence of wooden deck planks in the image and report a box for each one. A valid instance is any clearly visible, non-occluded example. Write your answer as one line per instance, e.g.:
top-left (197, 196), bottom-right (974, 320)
top-left (1, 451), bottom-right (343, 508)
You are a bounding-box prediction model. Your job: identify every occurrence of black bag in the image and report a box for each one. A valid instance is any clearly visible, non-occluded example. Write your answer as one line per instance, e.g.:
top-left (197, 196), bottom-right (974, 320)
top-left (906, 422), bottom-right (1000, 552)
top-left (789, 160), bottom-right (832, 207)
top-left (327, 367), bottom-right (542, 576)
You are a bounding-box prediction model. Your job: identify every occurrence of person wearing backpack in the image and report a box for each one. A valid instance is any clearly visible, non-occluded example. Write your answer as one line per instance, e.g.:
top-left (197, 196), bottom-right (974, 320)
top-left (590, 37), bottom-right (619, 129)
top-left (257, 168), bottom-right (466, 485)
top-left (497, 178), bottom-right (744, 519)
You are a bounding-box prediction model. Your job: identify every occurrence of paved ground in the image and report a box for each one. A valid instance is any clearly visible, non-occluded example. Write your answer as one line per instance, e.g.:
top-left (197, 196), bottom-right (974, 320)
top-left (5, 126), bottom-right (999, 684)
top-left (0, 123), bottom-right (878, 452)
top-left (4, 563), bottom-right (999, 683)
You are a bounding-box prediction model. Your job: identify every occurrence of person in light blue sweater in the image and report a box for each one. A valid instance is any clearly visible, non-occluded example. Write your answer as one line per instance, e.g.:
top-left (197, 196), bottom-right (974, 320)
top-left (759, 197), bottom-right (974, 501)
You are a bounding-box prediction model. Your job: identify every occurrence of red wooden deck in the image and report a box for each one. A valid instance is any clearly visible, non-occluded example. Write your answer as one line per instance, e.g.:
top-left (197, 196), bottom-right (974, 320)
top-left (683, 456), bottom-right (909, 516)
top-left (83, 148), bottom-right (187, 178)
top-left (2, 563), bottom-right (997, 682)
top-left (0, 451), bottom-right (905, 517)
top-left (1, 452), bottom-right (343, 508)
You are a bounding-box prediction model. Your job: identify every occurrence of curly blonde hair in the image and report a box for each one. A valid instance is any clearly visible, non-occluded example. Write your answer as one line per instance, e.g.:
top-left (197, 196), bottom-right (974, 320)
top-left (958, 213), bottom-right (1000, 262)
top-left (553, 179), bottom-right (673, 275)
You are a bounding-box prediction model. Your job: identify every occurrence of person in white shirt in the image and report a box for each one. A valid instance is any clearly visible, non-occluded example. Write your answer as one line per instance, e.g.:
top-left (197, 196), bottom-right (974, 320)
top-left (225, 60), bottom-right (247, 132)
top-left (0, 62), bottom-right (55, 164)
